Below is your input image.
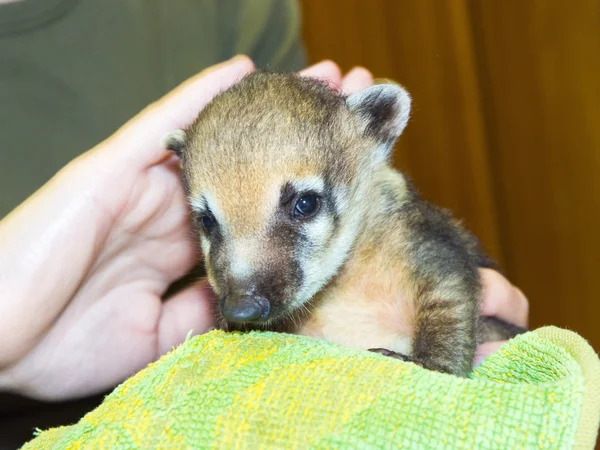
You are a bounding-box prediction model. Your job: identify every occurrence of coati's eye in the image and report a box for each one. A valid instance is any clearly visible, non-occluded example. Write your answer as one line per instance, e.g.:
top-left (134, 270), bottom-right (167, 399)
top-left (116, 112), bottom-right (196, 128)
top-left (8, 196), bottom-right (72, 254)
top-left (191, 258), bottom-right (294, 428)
top-left (293, 194), bottom-right (321, 219)
top-left (199, 214), bottom-right (216, 231)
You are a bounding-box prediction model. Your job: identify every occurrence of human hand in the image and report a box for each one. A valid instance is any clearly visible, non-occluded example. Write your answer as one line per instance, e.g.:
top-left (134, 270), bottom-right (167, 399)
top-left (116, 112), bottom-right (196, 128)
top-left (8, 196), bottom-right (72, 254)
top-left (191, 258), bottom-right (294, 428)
top-left (474, 269), bottom-right (530, 366)
top-left (0, 57), bottom-right (374, 402)
top-left (0, 54), bottom-right (521, 401)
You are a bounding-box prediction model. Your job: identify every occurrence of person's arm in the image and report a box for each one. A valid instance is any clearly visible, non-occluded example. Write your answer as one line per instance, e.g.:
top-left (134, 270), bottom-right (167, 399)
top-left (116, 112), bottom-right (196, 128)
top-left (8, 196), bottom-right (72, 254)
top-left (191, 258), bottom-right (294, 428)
top-left (0, 55), bottom-right (527, 402)
top-left (0, 57), bottom-right (368, 401)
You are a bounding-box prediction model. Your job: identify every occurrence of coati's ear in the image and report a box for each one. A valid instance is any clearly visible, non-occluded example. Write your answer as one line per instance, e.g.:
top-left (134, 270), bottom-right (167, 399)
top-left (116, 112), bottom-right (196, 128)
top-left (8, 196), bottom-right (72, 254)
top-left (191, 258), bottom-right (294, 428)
top-left (162, 129), bottom-right (187, 157)
top-left (346, 83), bottom-right (411, 154)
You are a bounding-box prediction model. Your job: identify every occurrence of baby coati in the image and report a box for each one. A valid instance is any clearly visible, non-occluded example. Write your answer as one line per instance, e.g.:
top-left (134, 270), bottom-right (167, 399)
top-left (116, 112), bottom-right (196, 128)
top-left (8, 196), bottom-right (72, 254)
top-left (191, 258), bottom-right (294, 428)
top-left (164, 71), bottom-right (526, 377)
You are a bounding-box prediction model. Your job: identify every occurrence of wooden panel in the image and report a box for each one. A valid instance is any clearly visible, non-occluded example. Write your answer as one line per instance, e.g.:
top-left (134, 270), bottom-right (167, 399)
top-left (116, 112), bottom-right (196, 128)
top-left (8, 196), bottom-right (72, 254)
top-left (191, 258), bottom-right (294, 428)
top-left (299, 0), bottom-right (600, 351)
top-left (469, 0), bottom-right (600, 347)
top-left (299, 0), bottom-right (504, 265)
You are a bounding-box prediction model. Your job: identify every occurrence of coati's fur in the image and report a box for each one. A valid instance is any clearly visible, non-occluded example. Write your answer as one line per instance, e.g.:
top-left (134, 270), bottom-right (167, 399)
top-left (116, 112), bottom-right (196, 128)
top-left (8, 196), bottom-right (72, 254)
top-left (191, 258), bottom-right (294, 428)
top-left (164, 71), bottom-right (526, 377)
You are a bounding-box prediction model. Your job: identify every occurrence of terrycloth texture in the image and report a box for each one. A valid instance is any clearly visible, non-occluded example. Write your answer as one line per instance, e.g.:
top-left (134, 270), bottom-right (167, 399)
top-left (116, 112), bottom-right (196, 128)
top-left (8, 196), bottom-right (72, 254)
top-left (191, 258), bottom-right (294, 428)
top-left (22, 326), bottom-right (600, 449)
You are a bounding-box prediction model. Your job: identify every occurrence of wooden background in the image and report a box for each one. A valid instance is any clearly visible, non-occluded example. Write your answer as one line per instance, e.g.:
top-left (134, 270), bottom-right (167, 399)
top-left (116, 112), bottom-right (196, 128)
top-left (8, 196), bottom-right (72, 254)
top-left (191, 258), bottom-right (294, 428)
top-left (299, 0), bottom-right (600, 352)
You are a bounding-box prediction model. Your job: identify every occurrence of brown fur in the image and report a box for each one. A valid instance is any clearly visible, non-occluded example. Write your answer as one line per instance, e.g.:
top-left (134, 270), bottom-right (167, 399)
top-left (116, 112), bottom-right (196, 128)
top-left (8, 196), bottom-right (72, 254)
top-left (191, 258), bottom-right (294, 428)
top-left (165, 71), bottom-right (526, 377)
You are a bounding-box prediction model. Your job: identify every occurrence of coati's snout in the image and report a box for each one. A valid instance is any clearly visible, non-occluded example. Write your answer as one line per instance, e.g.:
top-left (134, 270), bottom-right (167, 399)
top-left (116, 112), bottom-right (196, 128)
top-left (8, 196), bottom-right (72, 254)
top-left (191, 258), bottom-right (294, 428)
top-left (220, 293), bottom-right (270, 323)
top-left (214, 255), bottom-right (302, 325)
top-left (216, 270), bottom-right (294, 325)
top-left (198, 187), bottom-right (326, 326)
top-left (215, 192), bottom-right (323, 325)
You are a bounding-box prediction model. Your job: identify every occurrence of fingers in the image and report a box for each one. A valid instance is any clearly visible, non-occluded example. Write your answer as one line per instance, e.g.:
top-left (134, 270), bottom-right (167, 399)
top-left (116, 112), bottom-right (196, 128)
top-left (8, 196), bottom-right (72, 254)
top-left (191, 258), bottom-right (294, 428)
top-left (479, 268), bottom-right (529, 328)
top-left (157, 279), bottom-right (217, 356)
top-left (473, 341), bottom-right (507, 367)
top-left (299, 60), bottom-right (374, 95)
top-left (108, 55), bottom-right (256, 165)
top-left (299, 60), bottom-right (343, 90)
top-left (341, 67), bottom-right (374, 94)
top-left (477, 269), bottom-right (528, 366)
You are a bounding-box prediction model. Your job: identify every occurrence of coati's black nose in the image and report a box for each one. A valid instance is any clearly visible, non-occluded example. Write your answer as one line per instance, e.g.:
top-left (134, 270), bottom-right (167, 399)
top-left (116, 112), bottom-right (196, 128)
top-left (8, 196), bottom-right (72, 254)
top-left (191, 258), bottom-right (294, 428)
top-left (221, 294), bottom-right (271, 323)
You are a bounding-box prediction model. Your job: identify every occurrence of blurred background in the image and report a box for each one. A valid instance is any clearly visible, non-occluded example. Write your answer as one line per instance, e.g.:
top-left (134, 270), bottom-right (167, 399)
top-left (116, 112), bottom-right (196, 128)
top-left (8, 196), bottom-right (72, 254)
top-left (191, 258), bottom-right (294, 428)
top-left (0, 0), bottom-right (598, 448)
top-left (300, 0), bottom-right (600, 352)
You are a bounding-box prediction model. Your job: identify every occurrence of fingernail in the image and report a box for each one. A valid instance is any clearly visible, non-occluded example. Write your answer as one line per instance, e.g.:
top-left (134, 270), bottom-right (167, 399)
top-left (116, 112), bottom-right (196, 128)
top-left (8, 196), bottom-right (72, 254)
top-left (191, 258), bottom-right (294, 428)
top-left (228, 54), bottom-right (253, 66)
top-left (312, 59), bottom-right (337, 68)
top-left (347, 66), bottom-right (373, 79)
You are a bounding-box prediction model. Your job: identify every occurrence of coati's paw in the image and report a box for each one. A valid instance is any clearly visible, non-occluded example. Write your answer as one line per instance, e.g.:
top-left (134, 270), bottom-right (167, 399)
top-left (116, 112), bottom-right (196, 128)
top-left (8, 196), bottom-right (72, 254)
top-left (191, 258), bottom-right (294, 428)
top-left (368, 348), bottom-right (424, 367)
top-left (368, 348), bottom-right (403, 358)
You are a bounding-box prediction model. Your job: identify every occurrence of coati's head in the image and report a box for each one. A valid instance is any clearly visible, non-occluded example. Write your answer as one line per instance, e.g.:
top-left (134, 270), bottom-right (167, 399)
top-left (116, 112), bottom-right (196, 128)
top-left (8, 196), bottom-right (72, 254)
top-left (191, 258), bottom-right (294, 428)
top-left (164, 71), bottom-right (411, 329)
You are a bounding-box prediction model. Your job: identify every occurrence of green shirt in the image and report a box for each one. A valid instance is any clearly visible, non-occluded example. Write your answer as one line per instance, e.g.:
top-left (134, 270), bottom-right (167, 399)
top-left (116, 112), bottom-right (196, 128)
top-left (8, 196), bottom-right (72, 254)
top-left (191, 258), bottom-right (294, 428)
top-left (0, 0), bottom-right (306, 218)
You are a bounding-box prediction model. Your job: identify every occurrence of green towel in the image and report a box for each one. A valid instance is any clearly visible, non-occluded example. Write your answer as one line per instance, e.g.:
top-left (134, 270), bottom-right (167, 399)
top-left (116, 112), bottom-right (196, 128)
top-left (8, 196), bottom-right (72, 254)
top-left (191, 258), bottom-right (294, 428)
top-left (22, 326), bottom-right (600, 449)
